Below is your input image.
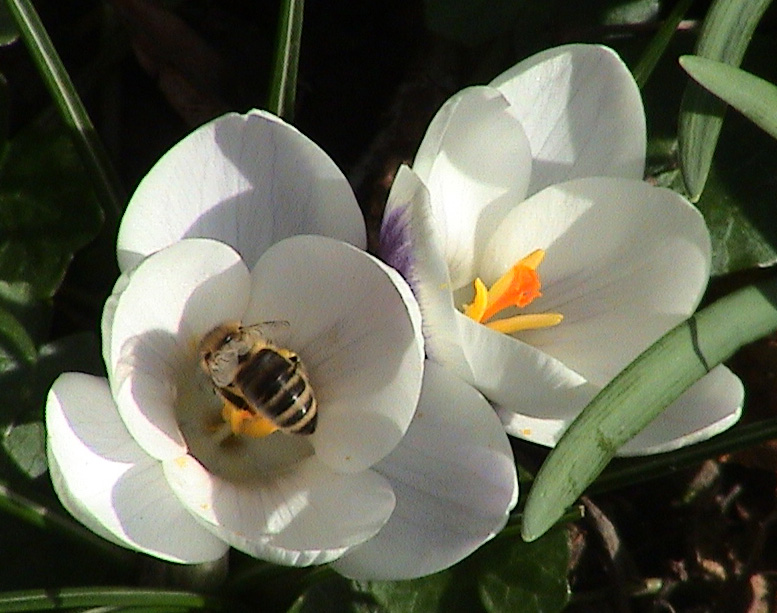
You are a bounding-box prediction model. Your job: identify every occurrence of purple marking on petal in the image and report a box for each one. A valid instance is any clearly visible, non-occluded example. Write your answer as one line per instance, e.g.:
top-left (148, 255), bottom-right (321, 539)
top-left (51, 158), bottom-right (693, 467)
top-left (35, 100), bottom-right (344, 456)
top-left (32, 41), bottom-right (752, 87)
top-left (378, 205), bottom-right (417, 291)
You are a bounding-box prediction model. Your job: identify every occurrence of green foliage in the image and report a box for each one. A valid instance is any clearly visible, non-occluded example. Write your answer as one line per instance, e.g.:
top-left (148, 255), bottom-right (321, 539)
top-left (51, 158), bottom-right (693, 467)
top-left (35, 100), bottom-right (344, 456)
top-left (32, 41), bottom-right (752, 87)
top-left (681, 56), bottom-right (777, 141)
top-left (6, 0), bottom-right (125, 220)
top-left (288, 532), bottom-right (570, 613)
top-left (640, 30), bottom-right (777, 275)
top-left (477, 529), bottom-right (570, 613)
top-left (631, 0), bottom-right (692, 88)
top-left (0, 120), bottom-right (103, 300)
top-left (423, 0), bottom-right (660, 47)
top-left (268, 0), bottom-right (304, 121)
top-left (678, 0), bottom-right (773, 201)
top-left (0, 2), bottom-right (19, 47)
top-left (522, 279), bottom-right (777, 542)
top-left (0, 332), bottom-right (102, 479)
top-left (2, 421), bottom-right (45, 479)
top-left (3, 0), bottom-right (777, 610)
top-left (0, 587), bottom-right (226, 611)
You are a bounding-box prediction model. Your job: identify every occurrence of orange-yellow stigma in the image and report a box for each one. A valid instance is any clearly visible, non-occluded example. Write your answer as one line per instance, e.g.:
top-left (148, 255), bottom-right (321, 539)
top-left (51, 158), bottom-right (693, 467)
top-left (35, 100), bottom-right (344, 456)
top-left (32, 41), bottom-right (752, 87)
top-left (464, 249), bottom-right (563, 334)
top-left (220, 401), bottom-right (279, 438)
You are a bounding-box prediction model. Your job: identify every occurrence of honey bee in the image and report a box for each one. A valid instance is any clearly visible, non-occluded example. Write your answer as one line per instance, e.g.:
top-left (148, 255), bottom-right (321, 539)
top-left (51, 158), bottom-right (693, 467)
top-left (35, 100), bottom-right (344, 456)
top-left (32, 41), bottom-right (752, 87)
top-left (198, 321), bottom-right (317, 436)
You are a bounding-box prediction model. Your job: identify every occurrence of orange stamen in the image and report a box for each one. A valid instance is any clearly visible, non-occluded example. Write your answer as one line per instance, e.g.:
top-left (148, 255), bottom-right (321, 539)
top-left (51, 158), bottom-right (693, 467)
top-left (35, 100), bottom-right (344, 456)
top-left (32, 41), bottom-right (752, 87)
top-left (463, 249), bottom-right (563, 334)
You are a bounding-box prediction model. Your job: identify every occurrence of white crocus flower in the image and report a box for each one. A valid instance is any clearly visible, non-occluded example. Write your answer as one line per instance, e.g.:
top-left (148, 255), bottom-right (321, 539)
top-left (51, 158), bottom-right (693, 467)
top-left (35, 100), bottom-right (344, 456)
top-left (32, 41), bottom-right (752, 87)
top-left (46, 110), bottom-right (517, 579)
top-left (380, 44), bottom-right (743, 455)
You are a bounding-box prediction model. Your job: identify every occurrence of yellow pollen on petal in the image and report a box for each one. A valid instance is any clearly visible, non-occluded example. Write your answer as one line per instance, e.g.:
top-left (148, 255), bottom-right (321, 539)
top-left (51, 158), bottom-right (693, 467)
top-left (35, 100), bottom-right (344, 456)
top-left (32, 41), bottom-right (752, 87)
top-left (464, 249), bottom-right (563, 333)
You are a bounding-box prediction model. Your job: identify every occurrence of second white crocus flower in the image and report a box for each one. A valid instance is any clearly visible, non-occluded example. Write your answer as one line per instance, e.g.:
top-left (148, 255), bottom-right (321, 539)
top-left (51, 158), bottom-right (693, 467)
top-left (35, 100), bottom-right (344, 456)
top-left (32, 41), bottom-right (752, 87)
top-left (381, 44), bottom-right (743, 455)
top-left (46, 110), bottom-right (517, 580)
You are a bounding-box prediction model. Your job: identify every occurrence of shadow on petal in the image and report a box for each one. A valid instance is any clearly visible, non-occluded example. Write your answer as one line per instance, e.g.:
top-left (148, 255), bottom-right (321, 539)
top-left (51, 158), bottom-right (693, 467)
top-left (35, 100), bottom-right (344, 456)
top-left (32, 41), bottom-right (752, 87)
top-left (333, 362), bottom-right (518, 580)
top-left (107, 462), bottom-right (226, 563)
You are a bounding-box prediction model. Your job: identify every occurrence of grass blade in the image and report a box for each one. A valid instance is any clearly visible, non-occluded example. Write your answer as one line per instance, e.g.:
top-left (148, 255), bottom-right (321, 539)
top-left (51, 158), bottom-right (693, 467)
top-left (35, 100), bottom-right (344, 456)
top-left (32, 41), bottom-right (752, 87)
top-left (680, 55), bottom-right (777, 141)
top-left (5, 0), bottom-right (125, 224)
top-left (0, 587), bottom-right (227, 612)
top-left (678, 0), bottom-right (773, 201)
top-left (632, 0), bottom-right (694, 89)
top-left (267, 0), bottom-right (304, 121)
top-left (521, 278), bottom-right (777, 542)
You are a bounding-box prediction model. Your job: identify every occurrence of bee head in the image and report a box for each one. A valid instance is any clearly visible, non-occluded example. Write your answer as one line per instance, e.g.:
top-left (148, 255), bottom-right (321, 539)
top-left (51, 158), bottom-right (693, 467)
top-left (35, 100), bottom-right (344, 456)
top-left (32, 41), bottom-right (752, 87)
top-left (198, 322), bottom-right (242, 374)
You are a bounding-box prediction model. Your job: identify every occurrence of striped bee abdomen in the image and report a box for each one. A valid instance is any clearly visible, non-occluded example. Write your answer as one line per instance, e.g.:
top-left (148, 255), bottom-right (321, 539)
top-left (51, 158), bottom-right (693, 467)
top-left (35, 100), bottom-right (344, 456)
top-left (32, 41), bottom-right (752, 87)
top-left (234, 348), bottom-right (317, 435)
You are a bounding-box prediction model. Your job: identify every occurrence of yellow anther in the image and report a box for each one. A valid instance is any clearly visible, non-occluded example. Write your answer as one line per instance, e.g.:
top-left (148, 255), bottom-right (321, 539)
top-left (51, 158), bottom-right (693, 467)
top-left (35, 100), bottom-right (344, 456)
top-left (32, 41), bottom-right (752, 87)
top-left (485, 312), bottom-right (564, 334)
top-left (464, 278), bottom-right (489, 321)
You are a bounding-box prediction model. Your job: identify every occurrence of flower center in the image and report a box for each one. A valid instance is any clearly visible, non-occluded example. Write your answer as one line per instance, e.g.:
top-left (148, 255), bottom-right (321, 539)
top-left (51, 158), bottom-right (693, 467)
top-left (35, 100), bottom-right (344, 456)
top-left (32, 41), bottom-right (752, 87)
top-left (463, 249), bottom-right (563, 334)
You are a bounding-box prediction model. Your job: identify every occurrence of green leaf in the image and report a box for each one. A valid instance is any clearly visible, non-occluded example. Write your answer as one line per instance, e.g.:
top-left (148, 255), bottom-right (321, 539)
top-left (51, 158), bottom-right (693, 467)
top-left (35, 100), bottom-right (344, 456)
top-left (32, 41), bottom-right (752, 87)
top-left (680, 55), bottom-right (777, 141)
top-left (0, 120), bottom-right (103, 299)
top-left (594, 416), bottom-right (777, 494)
top-left (290, 567), bottom-right (484, 612)
top-left (478, 529), bottom-right (570, 613)
top-left (678, 0), bottom-right (773, 201)
top-left (0, 587), bottom-right (226, 611)
top-left (5, 0), bottom-right (125, 224)
top-left (0, 304), bottom-right (35, 363)
top-left (1, 421), bottom-right (45, 479)
top-left (521, 278), bottom-right (777, 542)
top-left (641, 33), bottom-right (777, 274)
top-left (364, 572), bottom-right (481, 613)
top-left (268, 0), bottom-right (304, 122)
top-left (697, 162), bottom-right (777, 274)
top-left (631, 0), bottom-right (692, 89)
top-left (287, 575), bottom-right (379, 613)
top-left (0, 2), bottom-right (19, 47)
top-left (0, 332), bottom-right (101, 437)
top-left (0, 72), bottom-right (8, 150)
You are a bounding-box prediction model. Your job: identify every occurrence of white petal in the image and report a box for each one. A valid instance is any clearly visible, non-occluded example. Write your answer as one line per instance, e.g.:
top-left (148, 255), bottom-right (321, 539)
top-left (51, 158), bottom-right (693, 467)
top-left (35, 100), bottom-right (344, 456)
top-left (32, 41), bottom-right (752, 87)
top-left (243, 235), bottom-right (425, 473)
top-left (379, 166), bottom-right (468, 368)
top-left (491, 44), bottom-right (646, 195)
top-left (101, 270), bottom-right (131, 373)
top-left (109, 239), bottom-right (251, 460)
top-left (457, 312), bottom-right (598, 419)
top-left (117, 110), bottom-right (365, 271)
top-left (332, 361), bottom-right (517, 580)
top-left (163, 455), bottom-right (395, 566)
top-left (496, 406), bottom-right (570, 448)
top-left (500, 365), bottom-right (743, 455)
top-left (620, 365), bottom-right (744, 455)
top-left (413, 86), bottom-right (533, 289)
top-left (482, 177), bottom-right (711, 385)
top-left (46, 373), bottom-right (228, 563)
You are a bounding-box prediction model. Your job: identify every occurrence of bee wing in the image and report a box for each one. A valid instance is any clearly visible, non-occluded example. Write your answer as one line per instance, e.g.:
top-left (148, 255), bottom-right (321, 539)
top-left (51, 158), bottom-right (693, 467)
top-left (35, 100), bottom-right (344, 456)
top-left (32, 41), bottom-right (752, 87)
top-left (243, 320), bottom-right (291, 346)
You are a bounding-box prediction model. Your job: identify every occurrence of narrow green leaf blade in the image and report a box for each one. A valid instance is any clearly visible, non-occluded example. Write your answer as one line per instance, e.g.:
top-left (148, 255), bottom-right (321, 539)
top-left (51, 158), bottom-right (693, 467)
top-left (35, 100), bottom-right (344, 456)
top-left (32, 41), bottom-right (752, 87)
top-left (678, 0), bottom-right (773, 201)
top-left (522, 279), bottom-right (777, 542)
top-left (632, 0), bottom-right (693, 89)
top-left (4, 0), bottom-right (125, 223)
top-left (0, 587), bottom-right (223, 611)
top-left (680, 55), bottom-right (777, 141)
top-left (268, 0), bottom-right (304, 121)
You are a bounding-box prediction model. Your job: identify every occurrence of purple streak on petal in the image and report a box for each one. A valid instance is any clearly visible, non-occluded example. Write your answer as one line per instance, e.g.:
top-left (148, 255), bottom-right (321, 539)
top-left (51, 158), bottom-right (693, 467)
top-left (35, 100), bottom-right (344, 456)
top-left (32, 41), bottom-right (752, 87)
top-left (378, 204), bottom-right (417, 292)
